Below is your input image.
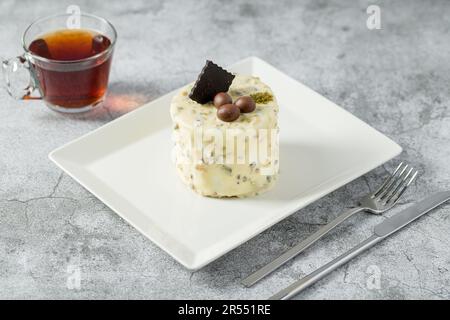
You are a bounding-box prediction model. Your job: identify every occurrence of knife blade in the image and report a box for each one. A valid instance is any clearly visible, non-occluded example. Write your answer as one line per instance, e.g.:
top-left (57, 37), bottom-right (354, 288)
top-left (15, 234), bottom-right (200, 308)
top-left (269, 191), bottom-right (450, 300)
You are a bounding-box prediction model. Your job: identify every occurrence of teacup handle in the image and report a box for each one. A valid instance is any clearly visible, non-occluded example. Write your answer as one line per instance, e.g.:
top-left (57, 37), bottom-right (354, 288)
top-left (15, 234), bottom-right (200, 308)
top-left (2, 54), bottom-right (42, 100)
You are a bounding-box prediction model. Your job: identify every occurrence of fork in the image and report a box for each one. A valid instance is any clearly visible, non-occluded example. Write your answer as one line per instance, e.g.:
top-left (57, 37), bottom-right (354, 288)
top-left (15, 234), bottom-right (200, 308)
top-left (241, 162), bottom-right (418, 287)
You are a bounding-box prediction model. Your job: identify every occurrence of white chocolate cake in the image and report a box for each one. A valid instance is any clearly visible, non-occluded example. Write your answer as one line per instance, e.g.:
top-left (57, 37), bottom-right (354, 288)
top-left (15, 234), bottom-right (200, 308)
top-left (170, 74), bottom-right (279, 197)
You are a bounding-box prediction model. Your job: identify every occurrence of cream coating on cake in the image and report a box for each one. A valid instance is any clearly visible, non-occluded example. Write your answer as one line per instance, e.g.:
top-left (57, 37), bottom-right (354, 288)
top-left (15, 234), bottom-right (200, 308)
top-left (170, 74), bottom-right (279, 197)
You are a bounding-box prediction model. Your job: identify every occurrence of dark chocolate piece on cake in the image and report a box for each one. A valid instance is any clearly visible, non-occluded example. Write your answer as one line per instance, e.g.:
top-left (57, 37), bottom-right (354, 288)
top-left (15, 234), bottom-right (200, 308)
top-left (189, 60), bottom-right (235, 104)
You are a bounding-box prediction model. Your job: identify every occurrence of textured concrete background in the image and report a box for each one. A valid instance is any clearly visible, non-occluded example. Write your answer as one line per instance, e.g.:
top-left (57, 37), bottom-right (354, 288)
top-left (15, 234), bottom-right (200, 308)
top-left (1, 0), bottom-right (449, 299)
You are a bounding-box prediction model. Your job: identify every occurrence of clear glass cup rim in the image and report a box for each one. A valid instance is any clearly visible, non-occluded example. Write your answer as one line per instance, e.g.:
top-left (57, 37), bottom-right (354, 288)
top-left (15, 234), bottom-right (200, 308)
top-left (22, 12), bottom-right (117, 65)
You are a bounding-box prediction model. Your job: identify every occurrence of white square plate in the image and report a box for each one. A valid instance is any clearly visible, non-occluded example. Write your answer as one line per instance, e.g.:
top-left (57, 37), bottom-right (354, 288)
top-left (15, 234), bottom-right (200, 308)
top-left (50, 57), bottom-right (402, 270)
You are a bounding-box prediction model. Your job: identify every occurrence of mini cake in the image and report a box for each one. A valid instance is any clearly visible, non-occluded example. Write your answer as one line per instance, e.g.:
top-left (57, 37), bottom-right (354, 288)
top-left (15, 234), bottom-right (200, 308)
top-left (170, 61), bottom-right (279, 197)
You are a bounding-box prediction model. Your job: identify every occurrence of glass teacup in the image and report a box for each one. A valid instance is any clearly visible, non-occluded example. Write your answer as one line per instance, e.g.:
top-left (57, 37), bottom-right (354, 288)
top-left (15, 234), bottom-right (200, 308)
top-left (2, 13), bottom-right (117, 113)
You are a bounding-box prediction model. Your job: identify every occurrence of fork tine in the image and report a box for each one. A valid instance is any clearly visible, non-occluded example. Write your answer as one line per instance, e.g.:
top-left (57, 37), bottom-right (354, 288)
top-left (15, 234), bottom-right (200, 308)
top-left (384, 167), bottom-right (414, 203)
top-left (377, 163), bottom-right (409, 200)
top-left (373, 162), bottom-right (404, 197)
top-left (387, 170), bottom-right (418, 205)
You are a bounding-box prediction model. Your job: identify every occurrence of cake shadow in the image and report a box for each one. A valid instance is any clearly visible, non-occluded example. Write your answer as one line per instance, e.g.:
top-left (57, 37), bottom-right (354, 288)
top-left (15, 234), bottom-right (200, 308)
top-left (256, 141), bottom-right (344, 202)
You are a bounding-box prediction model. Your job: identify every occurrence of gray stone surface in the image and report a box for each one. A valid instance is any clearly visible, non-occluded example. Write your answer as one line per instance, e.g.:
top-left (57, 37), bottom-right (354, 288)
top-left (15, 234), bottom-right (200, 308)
top-left (0, 0), bottom-right (449, 300)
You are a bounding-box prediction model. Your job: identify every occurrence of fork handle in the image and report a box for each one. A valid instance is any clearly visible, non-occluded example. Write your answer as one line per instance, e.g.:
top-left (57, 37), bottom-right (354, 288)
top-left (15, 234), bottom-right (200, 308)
top-left (241, 206), bottom-right (364, 287)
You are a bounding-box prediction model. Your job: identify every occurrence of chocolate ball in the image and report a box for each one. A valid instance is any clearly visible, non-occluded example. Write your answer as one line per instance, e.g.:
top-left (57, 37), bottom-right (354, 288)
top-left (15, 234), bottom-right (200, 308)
top-left (235, 96), bottom-right (256, 113)
top-left (213, 92), bottom-right (232, 108)
top-left (217, 104), bottom-right (240, 122)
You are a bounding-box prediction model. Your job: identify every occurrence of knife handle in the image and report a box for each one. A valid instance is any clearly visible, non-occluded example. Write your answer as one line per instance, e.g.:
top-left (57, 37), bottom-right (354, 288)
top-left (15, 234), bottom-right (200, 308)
top-left (269, 234), bottom-right (382, 300)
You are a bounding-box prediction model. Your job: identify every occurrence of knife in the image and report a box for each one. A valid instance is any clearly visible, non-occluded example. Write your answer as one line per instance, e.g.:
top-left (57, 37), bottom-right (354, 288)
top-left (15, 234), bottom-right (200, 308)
top-left (269, 191), bottom-right (450, 300)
